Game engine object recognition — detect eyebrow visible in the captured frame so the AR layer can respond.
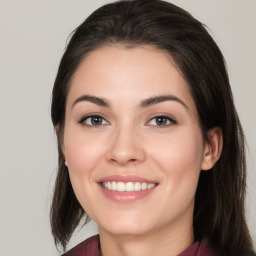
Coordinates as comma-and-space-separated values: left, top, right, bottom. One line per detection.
140, 95, 188, 109
72, 94, 188, 109
72, 95, 111, 108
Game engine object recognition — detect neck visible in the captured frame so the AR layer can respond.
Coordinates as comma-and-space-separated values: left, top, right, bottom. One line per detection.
98, 216, 194, 256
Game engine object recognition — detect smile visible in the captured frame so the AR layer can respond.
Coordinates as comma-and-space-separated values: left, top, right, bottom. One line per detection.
102, 181, 156, 192
98, 175, 158, 202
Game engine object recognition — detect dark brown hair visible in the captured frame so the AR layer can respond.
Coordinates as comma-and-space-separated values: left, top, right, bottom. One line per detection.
50, 0, 255, 255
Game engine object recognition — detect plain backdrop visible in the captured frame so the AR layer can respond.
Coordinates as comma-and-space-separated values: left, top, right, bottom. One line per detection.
0, 0, 255, 255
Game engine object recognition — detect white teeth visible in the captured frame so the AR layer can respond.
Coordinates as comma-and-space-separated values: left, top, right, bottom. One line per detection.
117, 181, 125, 191
147, 183, 155, 189
134, 182, 141, 191
125, 182, 134, 192
102, 181, 156, 192
141, 182, 147, 190
112, 181, 117, 190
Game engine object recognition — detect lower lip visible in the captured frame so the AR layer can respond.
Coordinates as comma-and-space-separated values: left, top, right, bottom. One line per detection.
99, 184, 157, 203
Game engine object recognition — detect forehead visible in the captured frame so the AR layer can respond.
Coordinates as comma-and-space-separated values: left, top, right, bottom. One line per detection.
67, 45, 196, 113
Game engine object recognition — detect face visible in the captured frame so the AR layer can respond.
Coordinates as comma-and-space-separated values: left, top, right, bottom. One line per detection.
63, 45, 209, 237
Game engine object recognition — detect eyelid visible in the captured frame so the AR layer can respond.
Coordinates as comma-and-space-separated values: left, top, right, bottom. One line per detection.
145, 114, 177, 127
77, 112, 176, 127
78, 113, 110, 127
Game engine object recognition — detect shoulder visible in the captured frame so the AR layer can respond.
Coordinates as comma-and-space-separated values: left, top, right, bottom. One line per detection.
62, 235, 100, 256
197, 239, 216, 256
178, 239, 216, 256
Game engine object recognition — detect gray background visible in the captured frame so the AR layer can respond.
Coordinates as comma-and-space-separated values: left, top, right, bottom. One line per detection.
0, 0, 255, 255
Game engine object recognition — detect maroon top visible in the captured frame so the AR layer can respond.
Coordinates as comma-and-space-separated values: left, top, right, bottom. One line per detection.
63, 235, 215, 256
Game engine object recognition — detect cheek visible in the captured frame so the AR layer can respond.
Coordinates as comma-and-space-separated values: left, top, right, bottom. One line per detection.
150, 127, 203, 198
64, 130, 105, 175
63, 130, 106, 215
154, 128, 202, 165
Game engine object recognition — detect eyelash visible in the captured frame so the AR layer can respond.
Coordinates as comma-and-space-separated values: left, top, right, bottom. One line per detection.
79, 114, 109, 127
78, 114, 177, 128
146, 115, 177, 128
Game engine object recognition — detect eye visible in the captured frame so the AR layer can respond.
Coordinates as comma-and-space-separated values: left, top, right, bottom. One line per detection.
79, 115, 109, 127
147, 115, 176, 127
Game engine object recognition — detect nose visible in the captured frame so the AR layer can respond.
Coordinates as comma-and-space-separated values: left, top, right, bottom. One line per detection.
105, 126, 146, 166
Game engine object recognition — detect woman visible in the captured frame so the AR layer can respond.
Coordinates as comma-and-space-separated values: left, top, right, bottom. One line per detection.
50, 0, 255, 255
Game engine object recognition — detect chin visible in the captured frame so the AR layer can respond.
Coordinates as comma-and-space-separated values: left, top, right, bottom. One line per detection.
101, 223, 151, 237
96, 213, 152, 237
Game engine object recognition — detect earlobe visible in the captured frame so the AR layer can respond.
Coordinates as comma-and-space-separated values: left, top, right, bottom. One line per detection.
55, 124, 66, 160
201, 127, 223, 171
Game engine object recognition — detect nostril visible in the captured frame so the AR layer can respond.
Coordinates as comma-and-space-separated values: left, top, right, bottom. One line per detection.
111, 158, 137, 162
109, 157, 139, 166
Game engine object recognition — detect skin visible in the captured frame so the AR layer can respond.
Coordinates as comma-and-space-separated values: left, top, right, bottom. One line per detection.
62, 45, 222, 256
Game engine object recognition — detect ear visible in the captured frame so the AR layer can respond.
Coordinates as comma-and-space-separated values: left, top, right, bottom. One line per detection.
56, 125, 68, 166
201, 127, 223, 171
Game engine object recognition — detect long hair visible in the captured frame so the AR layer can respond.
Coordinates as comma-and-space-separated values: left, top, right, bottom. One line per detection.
50, 0, 255, 254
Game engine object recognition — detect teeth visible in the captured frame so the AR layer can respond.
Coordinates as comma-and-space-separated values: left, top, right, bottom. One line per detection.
125, 182, 134, 192
134, 182, 141, 191
112, 181, 117, 190
141, 182, 147, 190
117, 181, 125, 191
102, 181, 156, 192
147, 183, 155, 189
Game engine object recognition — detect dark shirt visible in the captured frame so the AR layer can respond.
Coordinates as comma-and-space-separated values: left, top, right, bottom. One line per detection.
63, 235, 215, 256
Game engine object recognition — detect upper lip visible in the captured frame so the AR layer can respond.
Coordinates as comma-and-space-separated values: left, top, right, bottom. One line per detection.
97, 175, 158, 184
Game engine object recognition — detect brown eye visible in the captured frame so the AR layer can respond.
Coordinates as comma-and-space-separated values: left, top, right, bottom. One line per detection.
91, 116, 103, 125
81, 115, 108, 126
155, 117, 168, 125
147, 115, 176, 127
